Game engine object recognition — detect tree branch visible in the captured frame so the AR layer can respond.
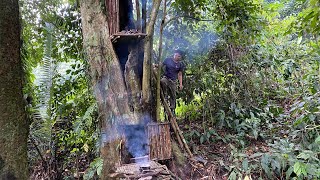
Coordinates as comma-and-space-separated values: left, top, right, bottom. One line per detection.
164, 15, 214, 27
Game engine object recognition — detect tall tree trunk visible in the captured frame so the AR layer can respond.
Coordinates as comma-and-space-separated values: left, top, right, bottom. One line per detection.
0, 0, 29, 179
156, 0, 167, 121
80, 0, 136, 178
142, 0, 162, 108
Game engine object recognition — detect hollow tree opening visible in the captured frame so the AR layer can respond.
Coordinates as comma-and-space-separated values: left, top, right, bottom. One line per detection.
106, 0, 146, 115
114, 41, 129, 74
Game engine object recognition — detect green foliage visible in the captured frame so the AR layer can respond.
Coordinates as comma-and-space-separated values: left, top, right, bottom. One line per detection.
83, 157, 103, 180
170, 0, 212, 18
213, 0, 265, 44
51, 61, 99, 176
20, 0, 319, 179
287, 0, 320, 35
174, 0, 319, 179
22, 0, 98, 177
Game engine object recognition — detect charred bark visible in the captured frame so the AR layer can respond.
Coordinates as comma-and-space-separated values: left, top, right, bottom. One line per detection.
0, 0, 29, 179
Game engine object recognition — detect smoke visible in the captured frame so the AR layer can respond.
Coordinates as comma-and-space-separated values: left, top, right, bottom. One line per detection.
100, 112, 156, 163
154, 19, 218, 64
122, 124, 149, 158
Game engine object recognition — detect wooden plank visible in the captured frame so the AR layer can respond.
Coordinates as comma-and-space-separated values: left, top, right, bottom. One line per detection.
148, 123, 172, 160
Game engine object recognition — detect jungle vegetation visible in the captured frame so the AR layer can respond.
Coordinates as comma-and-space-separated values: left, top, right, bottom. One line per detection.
0, 0, 319, 179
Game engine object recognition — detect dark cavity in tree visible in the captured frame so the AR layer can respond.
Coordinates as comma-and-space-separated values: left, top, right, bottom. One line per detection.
114, 40, 144, 80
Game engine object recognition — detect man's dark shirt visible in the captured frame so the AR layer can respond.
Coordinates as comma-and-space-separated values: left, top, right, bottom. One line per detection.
163, 58, 184, 81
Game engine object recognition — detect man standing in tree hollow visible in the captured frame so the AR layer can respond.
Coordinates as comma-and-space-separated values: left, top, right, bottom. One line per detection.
160, 49, 185, 115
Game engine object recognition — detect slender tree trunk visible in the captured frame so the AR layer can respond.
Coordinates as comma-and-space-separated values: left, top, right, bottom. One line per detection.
142, 0, 162, 108
156, 0, 167, 121
80, 0, 136, 178
0, 0, 29, 179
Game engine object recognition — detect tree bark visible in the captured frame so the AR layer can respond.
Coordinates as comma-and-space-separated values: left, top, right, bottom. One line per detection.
80, 0, 137, 178
141, 0, 147, 33
142, 0, 162, 108
156, 0, 167, 121
0, 0, 29, 179
135, 0, 141, 31
81, 0, 163, 177
124, 43, 143, 116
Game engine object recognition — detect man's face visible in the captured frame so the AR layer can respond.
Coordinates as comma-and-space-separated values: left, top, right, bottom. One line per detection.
173, 53, 182, 61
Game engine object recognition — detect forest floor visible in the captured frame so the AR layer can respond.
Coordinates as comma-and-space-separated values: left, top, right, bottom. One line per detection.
172, 123, 271, 180
30, 132, 270, 180
30, 120, 272, 180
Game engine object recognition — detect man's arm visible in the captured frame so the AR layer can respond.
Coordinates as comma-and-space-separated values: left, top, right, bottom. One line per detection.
178, 71, 183, 90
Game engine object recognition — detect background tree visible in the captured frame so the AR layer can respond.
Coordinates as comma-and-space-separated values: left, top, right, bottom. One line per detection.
0, 0, 29, 179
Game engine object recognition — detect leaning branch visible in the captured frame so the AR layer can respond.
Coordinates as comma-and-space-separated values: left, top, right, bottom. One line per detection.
152, 69, 193, 158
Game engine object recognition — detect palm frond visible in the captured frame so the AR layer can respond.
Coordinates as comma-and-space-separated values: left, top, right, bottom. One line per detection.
36, 23, 56, 120
29, 22, 57, 155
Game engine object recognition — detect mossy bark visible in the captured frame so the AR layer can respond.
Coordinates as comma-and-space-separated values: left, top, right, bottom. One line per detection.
80, 0, 139, 178
0, 0, 29, 179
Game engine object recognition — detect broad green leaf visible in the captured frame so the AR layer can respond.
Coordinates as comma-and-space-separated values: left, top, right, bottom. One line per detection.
271, 159, 281, 172
200, 136, 205, 144
242, 158, 249, 171
83, 143, 89, 153
261, 155, 272, 178
297, 151, 311, 160
294, 162, 307, 176
97, 164, 102, 176
228, 171, 237, 180
249, 153, 263, 159
315, 136, 320, 144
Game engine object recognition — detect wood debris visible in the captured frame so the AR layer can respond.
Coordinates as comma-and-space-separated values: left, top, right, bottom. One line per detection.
110, 161, 176, 180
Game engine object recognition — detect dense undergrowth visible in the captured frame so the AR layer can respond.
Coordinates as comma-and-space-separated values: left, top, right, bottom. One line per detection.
173, 1, 320, 178
175, 35, 320, 180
